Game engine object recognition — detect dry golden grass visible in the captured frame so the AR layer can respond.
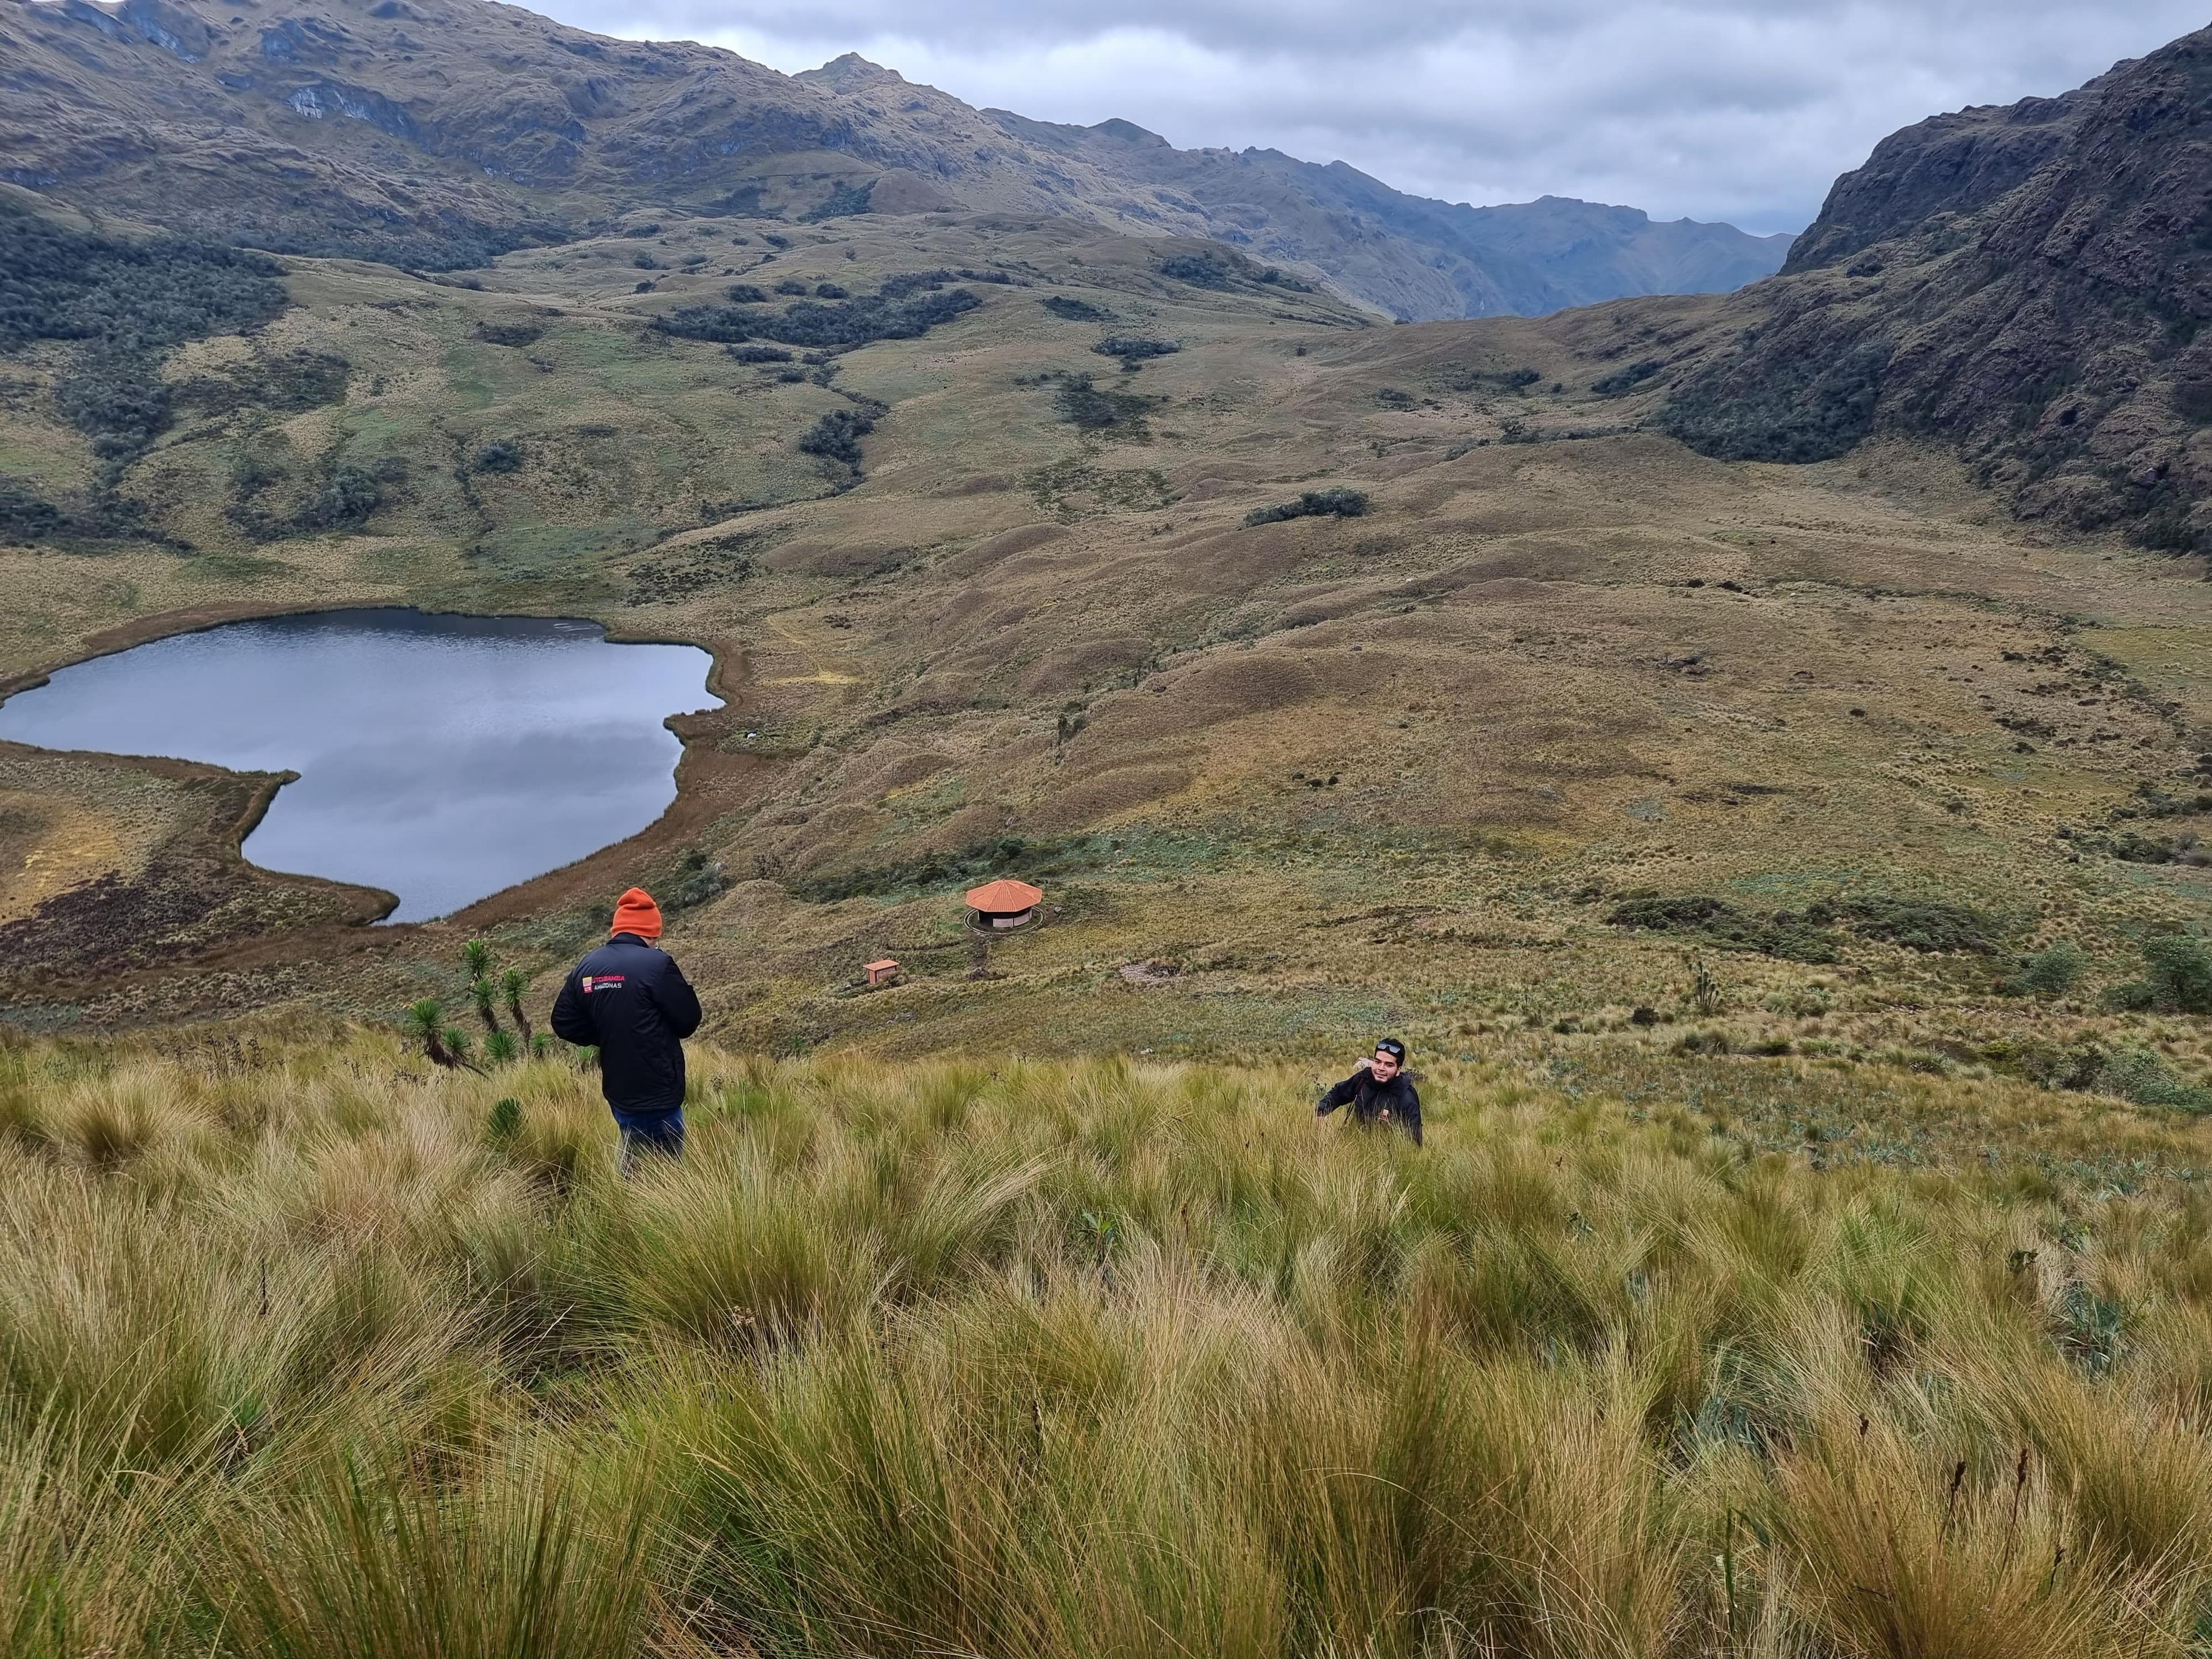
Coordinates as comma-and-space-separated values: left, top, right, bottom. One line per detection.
2, 1028, 2212, 1654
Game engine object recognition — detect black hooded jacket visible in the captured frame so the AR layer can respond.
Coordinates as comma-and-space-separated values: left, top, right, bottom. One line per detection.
550, 933, 703, 1116
1317, 1067, 1422, 1146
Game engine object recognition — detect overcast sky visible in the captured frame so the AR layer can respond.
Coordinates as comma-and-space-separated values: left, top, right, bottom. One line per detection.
546, 1, 2205, 234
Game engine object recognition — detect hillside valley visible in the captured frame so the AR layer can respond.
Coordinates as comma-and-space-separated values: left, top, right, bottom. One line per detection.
0, 12, 2208, 1105
0, 187, 2201, 1100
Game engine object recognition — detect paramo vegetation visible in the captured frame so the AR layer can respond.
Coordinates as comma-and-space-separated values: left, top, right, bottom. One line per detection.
10, 1028, 2212, 1658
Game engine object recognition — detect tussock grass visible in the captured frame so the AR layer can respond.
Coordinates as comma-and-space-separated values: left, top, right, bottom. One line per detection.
3, 1028, 2212, 1654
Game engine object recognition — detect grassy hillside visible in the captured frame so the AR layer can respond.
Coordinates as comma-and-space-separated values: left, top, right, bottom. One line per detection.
2, 194, 2211, 1124
6, 1027, 2212, 1657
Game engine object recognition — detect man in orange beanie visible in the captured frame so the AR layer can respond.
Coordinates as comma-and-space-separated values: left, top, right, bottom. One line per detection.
551, 887, 702, 1169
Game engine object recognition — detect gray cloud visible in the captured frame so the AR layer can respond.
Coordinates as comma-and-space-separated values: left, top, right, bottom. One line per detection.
534, 0, 2205, 232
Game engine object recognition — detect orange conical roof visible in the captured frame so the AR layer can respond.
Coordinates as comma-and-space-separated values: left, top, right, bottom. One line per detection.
966, 877, 1042, 911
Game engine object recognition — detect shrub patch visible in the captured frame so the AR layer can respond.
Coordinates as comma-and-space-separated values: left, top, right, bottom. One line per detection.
654, 282, 981, 351
1243, 487, 1369, 528
1608, 891, 2003, 961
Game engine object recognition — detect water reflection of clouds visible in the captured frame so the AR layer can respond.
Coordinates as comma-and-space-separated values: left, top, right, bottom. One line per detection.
0, 609, 719, 922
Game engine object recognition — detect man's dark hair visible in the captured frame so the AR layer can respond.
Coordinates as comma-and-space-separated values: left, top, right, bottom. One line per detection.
1375, 1037, 1407, 1061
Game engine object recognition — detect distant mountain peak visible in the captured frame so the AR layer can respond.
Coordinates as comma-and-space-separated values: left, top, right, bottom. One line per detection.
798, 51, 904, 88
0, 0, 1793, 319
1089, 117, 1168, 147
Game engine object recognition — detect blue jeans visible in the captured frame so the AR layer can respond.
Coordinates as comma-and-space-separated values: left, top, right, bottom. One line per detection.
613, 1106, 684, 1173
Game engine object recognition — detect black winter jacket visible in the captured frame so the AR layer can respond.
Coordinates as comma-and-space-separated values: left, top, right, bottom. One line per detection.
550, 933, 703, 1115
1317, 1068, 1422, 1146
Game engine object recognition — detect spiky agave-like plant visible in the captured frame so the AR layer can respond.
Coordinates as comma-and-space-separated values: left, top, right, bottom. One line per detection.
484, 1031, 518, 1067
406, 999, 457, 1069
469, 976, 501, 1036
463, 938, 494, 979
501, 968, 533, 1048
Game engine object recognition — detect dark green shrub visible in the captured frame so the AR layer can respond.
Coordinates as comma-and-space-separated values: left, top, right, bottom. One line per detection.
296, 461, 385, 531
2143, 933, 2212, 1013
1608, 895, 1736, 931
1243, 487, 1369, 527
632, 252, 660, 270
1093, 336, 1179, 362
1661, 338, 1890, 463
473, 325, 541, 354
725, 283, 768, 304
623, 223, 662, 238
1590, 358, 1664, 397
1157, 252, 1235, 289
1053, 375, 1154, 433
1042, 296, 1111, 322
876, 271, 953, 298
0, 200, 288, 351
58, 343, 173, 459
654, 285, 980, 349
774, 279, 808, 296
2009, 939, 2088, 997
802, 180, 875, 221
2108, 828, 2211, 865
726, 344, 793, 364
813, 283, 849, 300
2004, 1037, 2107, 1092
2097, 1046, 2212, 1112
1374, 387, 1416, 410
664, 847, 727, 910
798, 406, 877, 467
174, 350, 351, 415
0, 479, 65, 541
1604, 893, 1839, 963
473, 439, 524, 475
1815, 895, 1997, 954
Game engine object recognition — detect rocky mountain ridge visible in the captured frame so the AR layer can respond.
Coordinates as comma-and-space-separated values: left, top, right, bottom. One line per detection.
1659, 28, 2212, 554
0, 0, 1789, 319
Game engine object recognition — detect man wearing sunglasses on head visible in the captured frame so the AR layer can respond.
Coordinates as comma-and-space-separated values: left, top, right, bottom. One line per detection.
1316, 1037, 1422, 1146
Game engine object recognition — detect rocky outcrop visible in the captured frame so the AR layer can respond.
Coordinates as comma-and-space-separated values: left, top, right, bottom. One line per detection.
1665, 26, 2212, 552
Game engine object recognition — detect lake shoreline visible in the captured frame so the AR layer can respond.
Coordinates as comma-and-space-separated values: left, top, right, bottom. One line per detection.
0, 605, 736, 926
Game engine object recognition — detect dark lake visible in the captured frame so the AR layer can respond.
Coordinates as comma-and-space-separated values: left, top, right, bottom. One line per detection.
0, 608, 721, 922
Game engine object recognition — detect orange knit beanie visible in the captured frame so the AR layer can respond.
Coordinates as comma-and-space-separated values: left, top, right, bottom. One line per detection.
611, 887, 663, 939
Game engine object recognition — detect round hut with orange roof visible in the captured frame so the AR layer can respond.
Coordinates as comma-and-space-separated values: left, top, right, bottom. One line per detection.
966, 877, 1042, 930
